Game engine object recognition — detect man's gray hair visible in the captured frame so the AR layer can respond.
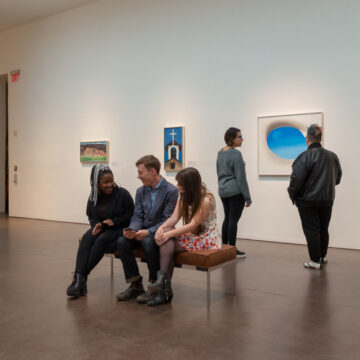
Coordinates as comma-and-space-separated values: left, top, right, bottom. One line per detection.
307, 124, 322, 142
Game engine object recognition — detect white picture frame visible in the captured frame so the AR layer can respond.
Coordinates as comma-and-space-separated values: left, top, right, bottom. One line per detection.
258, 112, 323, 176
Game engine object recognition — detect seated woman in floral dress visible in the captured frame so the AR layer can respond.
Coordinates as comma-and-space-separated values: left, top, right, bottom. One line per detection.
148, 167, 221, 306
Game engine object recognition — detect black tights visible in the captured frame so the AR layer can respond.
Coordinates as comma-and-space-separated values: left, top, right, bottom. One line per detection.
159, 239, 185, 277
221, 194, 245, 246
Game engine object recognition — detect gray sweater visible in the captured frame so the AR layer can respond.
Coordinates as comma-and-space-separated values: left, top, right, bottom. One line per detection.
216, 148, 251, 203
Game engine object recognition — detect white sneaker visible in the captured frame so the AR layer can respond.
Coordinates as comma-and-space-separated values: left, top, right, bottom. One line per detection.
236, 250, 246, 258
304, 261, 321, 270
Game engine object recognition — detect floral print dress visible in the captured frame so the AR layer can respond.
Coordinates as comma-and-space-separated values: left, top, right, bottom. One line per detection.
177, 193, 222, 251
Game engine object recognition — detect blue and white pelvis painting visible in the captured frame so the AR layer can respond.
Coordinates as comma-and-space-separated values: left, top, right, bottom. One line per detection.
258, 113, 323, 175
266, 126, 307, 160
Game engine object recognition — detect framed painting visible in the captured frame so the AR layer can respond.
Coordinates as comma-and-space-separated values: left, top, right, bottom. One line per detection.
80, 141, 109, 163
164, 127, 184, 172
258, 112, 323, 175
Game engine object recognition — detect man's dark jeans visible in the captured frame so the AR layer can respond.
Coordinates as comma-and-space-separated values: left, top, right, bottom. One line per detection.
116, 234, 159, 282
298, 205, 333, 263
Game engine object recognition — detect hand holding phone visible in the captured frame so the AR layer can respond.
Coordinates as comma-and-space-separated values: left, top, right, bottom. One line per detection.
123, 228, 136, 239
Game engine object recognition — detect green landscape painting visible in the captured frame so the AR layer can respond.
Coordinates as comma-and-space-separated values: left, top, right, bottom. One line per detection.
80, 141, 109, 163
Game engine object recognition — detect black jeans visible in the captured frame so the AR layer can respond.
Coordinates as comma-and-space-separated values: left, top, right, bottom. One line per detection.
298, 205, 333, 263
221, 194, 245, 246
116, 234, 159, 282
75, 228, 118, 276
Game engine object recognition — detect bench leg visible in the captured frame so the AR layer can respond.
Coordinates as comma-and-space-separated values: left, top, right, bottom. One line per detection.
207, 270, 211, 310
110, 257, 114, 278
232, 260, 236, 296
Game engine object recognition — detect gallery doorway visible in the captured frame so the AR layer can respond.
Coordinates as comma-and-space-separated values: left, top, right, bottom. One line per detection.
0, 74, 8, 214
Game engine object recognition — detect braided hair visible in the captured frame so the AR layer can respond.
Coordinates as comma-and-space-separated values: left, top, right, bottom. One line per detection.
89, 164, 113, 205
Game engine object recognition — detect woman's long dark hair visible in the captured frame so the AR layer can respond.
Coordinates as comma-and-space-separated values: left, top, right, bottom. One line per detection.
175, 167, 207, 235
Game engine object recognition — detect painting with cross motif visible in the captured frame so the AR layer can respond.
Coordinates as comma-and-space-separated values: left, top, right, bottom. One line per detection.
164, 127, 184, 172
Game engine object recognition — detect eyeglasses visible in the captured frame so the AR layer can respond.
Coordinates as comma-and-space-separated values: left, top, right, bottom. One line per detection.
237, 135, 243, 139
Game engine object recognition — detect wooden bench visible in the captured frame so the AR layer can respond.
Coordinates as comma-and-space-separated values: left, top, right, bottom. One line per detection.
105, 244, 237, 309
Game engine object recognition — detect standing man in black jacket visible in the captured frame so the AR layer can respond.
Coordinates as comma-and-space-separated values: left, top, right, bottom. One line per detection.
288, 124, 342, 269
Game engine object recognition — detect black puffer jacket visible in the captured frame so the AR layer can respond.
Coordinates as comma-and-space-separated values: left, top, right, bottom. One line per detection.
288, 142, 342, 205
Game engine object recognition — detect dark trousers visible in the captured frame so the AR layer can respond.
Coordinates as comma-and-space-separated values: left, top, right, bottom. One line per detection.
116, 234, 159, 282
298, 205, 333, 263
75, 228, 118, 276
221, 194, 245, 246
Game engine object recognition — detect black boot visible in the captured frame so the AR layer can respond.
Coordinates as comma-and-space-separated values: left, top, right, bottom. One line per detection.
148, 270, 168, 291
67, 273, 87, 297
147, 271, 173, 306
116, 277, 145, 301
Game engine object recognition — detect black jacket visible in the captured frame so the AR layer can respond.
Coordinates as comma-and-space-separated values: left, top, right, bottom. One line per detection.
288, 142, 342, 205
86, 186, 134, 229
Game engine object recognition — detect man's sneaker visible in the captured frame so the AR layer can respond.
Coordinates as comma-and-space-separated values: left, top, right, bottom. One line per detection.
136, 289, 158, 304
304, 261, 321, 270
236, 250, 246, 258
320, 257, 328, 265
116, 281, 144, 301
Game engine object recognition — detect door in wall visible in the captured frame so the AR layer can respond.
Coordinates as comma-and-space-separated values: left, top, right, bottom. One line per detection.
0, 74, 8, 214
5, 79, 8, 213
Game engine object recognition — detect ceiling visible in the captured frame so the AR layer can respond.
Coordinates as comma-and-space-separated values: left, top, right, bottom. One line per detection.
0, 0, 100, 32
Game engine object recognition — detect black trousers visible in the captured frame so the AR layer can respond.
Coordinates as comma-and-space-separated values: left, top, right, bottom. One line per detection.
116, 234, 159, 282
221, 194, 245, 246
75, 228, 118, 276
298, 205, 333, 263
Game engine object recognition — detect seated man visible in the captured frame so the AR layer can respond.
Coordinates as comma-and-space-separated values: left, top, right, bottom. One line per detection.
116, 155, 178, 303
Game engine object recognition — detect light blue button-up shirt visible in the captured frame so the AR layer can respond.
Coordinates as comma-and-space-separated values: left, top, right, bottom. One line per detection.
150, 176, 164, 208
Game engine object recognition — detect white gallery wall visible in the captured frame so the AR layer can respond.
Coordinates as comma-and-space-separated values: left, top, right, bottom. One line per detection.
0, 75, 6, 212
0, 0, 359, 248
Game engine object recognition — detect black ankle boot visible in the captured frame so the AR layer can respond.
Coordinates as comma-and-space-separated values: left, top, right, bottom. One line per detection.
148, 270, 166, 291
67, 273, 87, 297
147, 271, 173, 306
116, 277, 145, 301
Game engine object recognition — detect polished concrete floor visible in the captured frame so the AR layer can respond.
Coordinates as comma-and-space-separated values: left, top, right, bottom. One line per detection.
0, 215, 360, 360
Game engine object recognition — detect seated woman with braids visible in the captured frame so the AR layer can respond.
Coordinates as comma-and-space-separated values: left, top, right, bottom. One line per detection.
149, 167, 221, 306
67, 164, 134, 297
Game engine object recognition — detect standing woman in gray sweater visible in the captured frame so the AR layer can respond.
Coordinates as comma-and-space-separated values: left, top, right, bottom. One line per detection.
216, 127, 252, 258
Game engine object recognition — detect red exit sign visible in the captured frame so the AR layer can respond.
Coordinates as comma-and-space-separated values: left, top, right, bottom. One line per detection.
10, 69, 20, 82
